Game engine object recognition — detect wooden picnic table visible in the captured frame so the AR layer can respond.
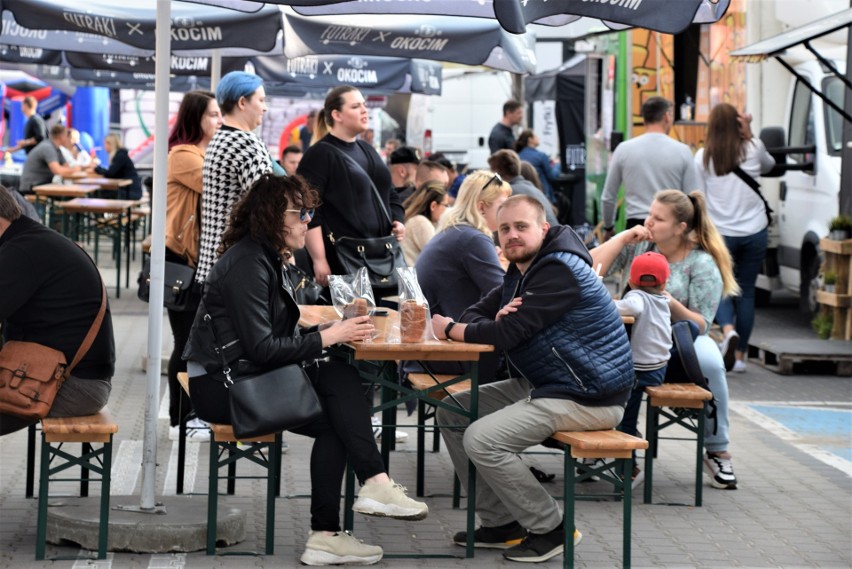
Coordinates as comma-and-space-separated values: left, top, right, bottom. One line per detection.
56, 198, 141, 298
73, 177, 133, 190
298, 304, 493, 558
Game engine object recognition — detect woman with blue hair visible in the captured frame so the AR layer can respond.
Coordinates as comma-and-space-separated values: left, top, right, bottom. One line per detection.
194, 71, 278, 284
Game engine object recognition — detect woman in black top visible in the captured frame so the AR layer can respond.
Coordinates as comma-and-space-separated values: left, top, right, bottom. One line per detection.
95, 133, 142, 200
297, 86, 405, 293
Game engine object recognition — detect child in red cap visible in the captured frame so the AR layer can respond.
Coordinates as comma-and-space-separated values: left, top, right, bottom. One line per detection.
614, 252, 673, 484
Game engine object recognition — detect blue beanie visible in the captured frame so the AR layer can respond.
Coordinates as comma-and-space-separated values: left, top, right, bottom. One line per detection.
216, 71, 264, 107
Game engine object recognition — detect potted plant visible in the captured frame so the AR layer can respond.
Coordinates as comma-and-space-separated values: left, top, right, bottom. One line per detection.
811, 312, 834, 340
828, 215, 852, 240
824, 270, 837, 293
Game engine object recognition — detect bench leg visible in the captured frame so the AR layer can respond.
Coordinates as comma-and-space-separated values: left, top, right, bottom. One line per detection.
643, 405, 658, 504
207, 438, 218, 555
26, 424, 36, 499
97, 437, 113, 560
226, 448, 237, 495
621, 457, 632, 568
35, 434, 50, 560
696, 403, 707, 507
176, 410, 187, 495
563, 452, 576, 569
81, 442, 91, 498
266, 436, 280, 555
416, 400, 426, 497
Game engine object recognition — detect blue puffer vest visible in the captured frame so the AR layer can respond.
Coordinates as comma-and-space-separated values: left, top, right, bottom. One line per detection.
503, 251, 634, 403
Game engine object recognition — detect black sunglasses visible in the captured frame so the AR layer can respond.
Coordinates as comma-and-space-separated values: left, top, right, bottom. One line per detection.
481, 173, 503, 192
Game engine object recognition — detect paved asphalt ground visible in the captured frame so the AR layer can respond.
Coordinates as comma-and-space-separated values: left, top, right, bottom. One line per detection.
0, 253, 850, 568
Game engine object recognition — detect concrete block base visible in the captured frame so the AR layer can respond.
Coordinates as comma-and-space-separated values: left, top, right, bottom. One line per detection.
45, 495, 245, 553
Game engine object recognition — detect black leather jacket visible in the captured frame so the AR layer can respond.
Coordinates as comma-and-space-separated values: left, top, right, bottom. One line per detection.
183, 237, 323, 376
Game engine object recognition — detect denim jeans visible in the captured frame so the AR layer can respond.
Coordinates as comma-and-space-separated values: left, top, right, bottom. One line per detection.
715, 228, 768, 350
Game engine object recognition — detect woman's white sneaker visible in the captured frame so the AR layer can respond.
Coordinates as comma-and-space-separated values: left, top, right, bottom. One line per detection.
353, 478, 428, 521
300, 531, 383, 566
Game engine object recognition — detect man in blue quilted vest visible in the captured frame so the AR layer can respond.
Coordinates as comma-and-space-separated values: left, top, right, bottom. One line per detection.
431, 194, 634, 563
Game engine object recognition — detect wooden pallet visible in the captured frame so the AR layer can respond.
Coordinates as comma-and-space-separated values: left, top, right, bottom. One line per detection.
748, 339, 852, 376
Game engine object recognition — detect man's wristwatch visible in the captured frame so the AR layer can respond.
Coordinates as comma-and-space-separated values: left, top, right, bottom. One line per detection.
444, 321, 457, 339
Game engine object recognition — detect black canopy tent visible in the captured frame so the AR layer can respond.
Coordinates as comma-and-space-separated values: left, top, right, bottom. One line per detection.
525, 55, 587, 225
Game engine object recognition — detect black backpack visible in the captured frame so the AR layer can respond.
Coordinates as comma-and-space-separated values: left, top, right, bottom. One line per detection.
664, 321, 709, 390
663, 320, 718, 433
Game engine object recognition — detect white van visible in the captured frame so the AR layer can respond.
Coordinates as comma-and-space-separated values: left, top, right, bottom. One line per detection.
733, 10, 850, 313
406, 69, 513, 169
758, 58, 846, 312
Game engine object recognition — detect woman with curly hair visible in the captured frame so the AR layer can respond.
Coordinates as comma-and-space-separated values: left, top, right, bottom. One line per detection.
184, 174, 427, 566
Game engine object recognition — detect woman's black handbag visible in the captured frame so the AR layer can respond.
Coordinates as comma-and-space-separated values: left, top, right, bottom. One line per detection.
287, 264, 327, 305
330, 234, 405, 292
228, 364, 322, 439
201, 309, 323, 439
320, 141, 407, 291
137, 259, 197, 311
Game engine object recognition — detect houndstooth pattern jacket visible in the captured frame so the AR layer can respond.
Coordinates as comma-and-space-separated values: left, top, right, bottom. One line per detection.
195, 126, 273, 284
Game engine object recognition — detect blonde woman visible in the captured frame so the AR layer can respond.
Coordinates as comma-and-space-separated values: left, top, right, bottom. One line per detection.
591, 189, 741, 490
416, 170, 511, 330
94, 132, 141, 199
400, 180, 450, 266
410, 170, 511, 382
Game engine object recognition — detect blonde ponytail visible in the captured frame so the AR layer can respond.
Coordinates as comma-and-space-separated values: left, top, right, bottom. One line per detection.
655, 190, 740, 297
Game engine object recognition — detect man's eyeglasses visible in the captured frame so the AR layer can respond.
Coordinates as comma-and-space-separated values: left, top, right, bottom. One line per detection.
285, 207, 314, 222
481, 173, 502, 192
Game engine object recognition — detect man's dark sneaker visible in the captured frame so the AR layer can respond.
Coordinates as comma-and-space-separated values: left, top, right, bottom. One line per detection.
704, 452, 738, 489
453, 521, 527, 549
502, 524, 582, 563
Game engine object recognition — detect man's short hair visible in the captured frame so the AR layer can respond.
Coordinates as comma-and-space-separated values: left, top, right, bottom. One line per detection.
487, 149, 521, 178
281, 144, 302, 159
503, 100, 522, 116
22, 96, 37, 110
389, 146, 421, 165
642, 97, 672, 125
498, 194, 546, 225
49, 124, 67, 138
0, 185, 23, 222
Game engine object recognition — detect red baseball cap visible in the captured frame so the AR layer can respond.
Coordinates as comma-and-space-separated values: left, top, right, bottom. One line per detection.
629, 252, 670, 287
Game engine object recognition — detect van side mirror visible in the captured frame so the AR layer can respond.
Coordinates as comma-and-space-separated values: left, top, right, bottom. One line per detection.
759, 126, 815, 177
760, 127, 788, 178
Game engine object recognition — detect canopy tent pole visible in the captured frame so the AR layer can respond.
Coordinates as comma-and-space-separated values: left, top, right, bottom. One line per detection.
139, 0, 171, 511
211, 49, 222, 92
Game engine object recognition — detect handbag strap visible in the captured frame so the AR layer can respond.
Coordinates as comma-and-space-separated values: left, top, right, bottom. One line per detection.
732, 166, 774, 222
64, 282, 107, 379
320, 141, 393, 228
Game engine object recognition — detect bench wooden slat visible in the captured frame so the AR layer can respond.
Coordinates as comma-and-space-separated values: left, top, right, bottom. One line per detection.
42, 409, 117, 443
408, 372, 471, 401
177, 372, 190, 395
209, 423, 277, 443
646, 384, 712, 409
551, 430, 648, 459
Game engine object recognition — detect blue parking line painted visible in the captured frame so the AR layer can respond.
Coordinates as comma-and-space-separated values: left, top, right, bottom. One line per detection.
750, 405, 852, 461
731, 402, 852, 476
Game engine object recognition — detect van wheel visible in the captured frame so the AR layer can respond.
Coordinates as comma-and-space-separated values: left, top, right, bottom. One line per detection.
800, 251, 821, 314
755, 287, 772, 307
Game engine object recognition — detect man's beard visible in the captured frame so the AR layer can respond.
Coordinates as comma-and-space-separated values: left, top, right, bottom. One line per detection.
504, 244, 537, 266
